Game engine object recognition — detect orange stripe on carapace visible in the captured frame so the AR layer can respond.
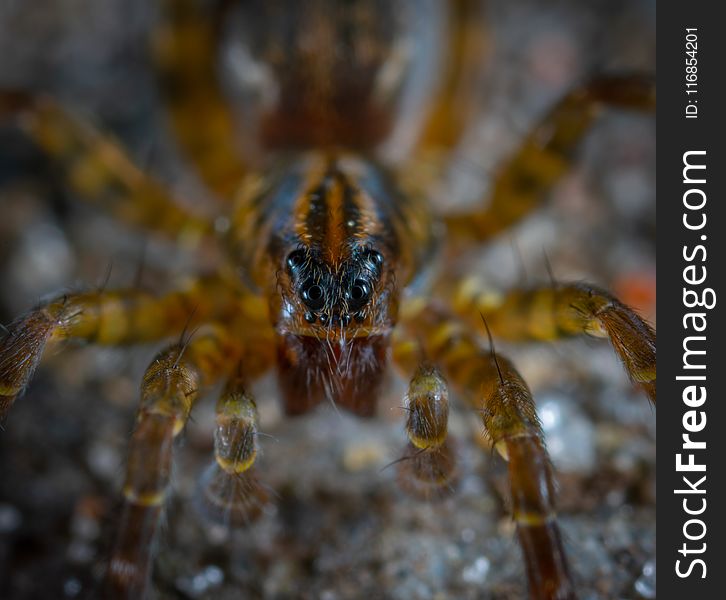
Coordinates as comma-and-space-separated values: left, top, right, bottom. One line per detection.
292, 156, 328, 246
293, 157, 384, 264
322, 169, 346, 264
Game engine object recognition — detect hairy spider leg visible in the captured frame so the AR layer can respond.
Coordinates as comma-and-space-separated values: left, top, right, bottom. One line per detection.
196, 370, 269, 527
443, 74, 655, 242
106, 323, 248, 598
395, 364, 458, 500
394, 304, 575, 600
0, 91, 215, 246
413, 0, 489, 153
451, 280, 656, 403
0, 277, 244, 419
154, 0, 251, 201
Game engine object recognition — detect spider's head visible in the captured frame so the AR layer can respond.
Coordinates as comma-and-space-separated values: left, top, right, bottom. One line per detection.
237, 153, 408, 342
272, 239, 396, 415
263, 155, 406, 415
276, 243, 396, 338
229, 153, 433, 415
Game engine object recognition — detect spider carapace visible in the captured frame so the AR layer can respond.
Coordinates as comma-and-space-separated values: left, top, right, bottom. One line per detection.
0, 1, 655, 598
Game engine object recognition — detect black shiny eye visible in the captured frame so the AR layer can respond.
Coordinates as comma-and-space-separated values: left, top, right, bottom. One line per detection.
347, 278, 371, 310
363, 249, 383, 276
286, 250, 306, 272
368, 250, 383, 267
300, 280, 326, 310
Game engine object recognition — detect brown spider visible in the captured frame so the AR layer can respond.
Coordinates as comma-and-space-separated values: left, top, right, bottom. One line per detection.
0, 1, 655, 598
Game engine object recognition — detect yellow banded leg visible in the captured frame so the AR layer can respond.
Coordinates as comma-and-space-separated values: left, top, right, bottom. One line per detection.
443, 74, 655, 242
396, 306, 575, 600
154, 0, 249, 201
197, 371, 269, 526
452, 280, 656, 402
0, 90, 214, 246
0, 277, 244, 419
107, 324, 243, 598
479, 358, 573, 600
396, 364, 457, 500
405, 364, 449, 450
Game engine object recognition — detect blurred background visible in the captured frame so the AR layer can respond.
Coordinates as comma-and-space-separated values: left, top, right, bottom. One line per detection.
0, 1, 655, 598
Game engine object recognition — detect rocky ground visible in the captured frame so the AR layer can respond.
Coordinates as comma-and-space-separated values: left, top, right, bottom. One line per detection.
0, 1, 655, 598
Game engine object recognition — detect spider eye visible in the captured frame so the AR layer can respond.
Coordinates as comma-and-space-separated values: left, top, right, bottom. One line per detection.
362, 249, 383, 275
300, 280, 326, 310
286, 250, 306, 272
368, 250, 383, 268
347, 278, 372, 310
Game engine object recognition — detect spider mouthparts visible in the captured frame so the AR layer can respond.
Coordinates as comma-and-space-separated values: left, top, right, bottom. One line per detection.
277, 332, 389, 417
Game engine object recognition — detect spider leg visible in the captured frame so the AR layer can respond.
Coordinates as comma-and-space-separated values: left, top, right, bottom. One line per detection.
0, 276, 249, 419
196, 369, 269, 527
443, 74, 655, 242
395, 363, 457, 500
0, 91, 214, 246
106, 323, 244, 598
413, 0, 488, 152
395, 305, 575, 600
153, 0, 249, 201
451, 279, 656, 403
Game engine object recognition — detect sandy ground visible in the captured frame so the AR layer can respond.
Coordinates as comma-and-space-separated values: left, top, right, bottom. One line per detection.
0, 1, 655, 598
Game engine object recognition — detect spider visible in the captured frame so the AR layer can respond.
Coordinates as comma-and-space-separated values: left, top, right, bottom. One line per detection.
0, 0, 655, 598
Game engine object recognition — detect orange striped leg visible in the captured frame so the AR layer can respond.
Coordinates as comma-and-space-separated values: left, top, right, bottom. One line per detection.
395, 306, 575, 600
443, 74, 655, 242
196, 371, 269, 527
395, 364, 457, 500
153, 0, 249, 201
0, 277, 243, 419
107, 323, 243, 598
0, 90, 214, 246
451, 280, 656, 402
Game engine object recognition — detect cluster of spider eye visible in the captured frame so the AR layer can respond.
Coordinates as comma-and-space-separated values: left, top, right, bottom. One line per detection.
287, 247, 384, 326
